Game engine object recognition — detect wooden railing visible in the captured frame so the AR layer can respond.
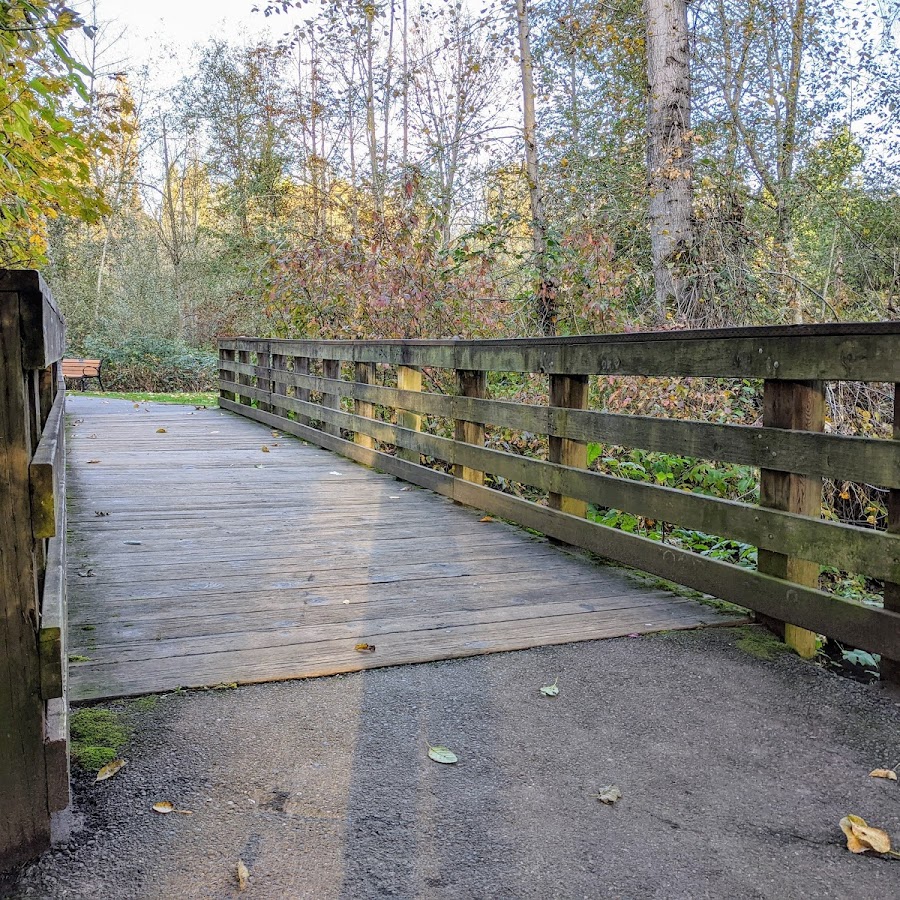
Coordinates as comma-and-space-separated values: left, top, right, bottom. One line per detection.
219, 324, 900, 686
1, 271, 69, 870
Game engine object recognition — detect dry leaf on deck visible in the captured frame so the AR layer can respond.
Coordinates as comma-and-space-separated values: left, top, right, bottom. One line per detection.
261, 445, 270, 452
87, 459, 101, 464
479, 516, 493, 523
540, 680, 559, 697
156, 428, 167, 433
355, 642, 376, 653
597, 785, 621, 805
869, 768, 898, 781
427, 745, 458, 764
76, 568, 95, 578
237, 860, 250, 891
839, 814, 892, 854
96, 758, 127, 782
152, 800, 193, 815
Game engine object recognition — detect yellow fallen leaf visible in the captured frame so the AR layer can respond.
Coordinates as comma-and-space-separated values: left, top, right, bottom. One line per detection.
96, 758, 127, 782
156, 428, 167, 433
261, 445, 270, 452
479, 516, 493, 523
355, 642, 376, 652
869, 768, 898, 781
237, 860, 250, 891
152, 801, 175, 813
839, 814, 893, 854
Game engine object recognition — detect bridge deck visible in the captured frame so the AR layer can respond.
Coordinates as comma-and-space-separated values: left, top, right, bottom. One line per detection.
66, 398, 743, 701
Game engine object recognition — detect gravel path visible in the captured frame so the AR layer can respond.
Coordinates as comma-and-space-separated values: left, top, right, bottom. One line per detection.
4, 626, 900, 899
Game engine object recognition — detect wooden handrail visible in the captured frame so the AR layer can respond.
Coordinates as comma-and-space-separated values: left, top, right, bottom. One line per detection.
219, 326, 900, 682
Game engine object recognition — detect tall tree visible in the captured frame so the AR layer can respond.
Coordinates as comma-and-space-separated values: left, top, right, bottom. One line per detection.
642, 0, 694, 321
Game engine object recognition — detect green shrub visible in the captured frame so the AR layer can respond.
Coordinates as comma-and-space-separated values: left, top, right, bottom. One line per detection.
74, 337, 218, 392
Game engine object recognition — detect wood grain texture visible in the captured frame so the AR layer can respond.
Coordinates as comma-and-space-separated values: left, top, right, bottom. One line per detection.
66, 402, 742, 701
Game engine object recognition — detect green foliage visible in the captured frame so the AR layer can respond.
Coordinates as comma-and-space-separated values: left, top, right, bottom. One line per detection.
733, 626, 790, 661
69, 707, 129, 771
77, 337, 218, 392
0, 1, 109, 265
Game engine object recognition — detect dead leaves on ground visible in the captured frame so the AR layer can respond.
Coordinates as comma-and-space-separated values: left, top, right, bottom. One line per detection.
95, 758, 127, 782
869, 767, 898, 781
354, 642, 376, 653
539, 678, 559, 697
156, 428, 167, 433
597, 785, 622, 805
151, 800, 193, 815
427, 745, 458, 765
237, 860, 250, 891
839, 815, 897, 856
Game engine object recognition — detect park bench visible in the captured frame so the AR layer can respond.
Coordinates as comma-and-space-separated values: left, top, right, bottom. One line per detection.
62, 357, 104, 391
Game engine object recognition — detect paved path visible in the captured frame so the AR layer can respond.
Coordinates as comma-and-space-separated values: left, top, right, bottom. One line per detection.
65, 397, 739, 701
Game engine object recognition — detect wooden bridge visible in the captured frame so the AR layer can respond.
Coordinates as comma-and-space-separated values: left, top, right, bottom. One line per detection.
3, 269, 900, 870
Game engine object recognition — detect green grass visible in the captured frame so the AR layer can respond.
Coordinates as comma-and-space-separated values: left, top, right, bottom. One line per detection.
71, 390, 218, 406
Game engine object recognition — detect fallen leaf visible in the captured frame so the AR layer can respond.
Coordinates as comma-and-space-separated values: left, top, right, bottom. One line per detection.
598, 785, 621, 805
540, 680, 559, 697
261, 445, 270, 452
271, 431, 281, 437
123, 540, 142, 545
355, 642, 376, 652
428, 745, 458, 765
194, 405, 207, 410
329, 471, 343, 475
87, 459, 101, 464
156, 428, 167, 433
840, 814, 892, 854
76, 568, 95, 578
96, 758, 127, 782
400, 487, 411, 491
152, 801, 175, 814
479, 516, 493, 523
870, 768, 898, 781
94, 510, 109, 517
342, 599, 351, 604
133, 403, 140, 409
389, 495, 401, 499
237, 860, 250, 892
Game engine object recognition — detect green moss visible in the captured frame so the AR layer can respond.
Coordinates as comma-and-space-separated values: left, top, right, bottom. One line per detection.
733, 625, 790, 660
129, 695, 158, 712
70, 708, 130, 771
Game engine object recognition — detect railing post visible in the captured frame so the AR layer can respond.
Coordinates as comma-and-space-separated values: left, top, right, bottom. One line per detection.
354, 362, 376, 449
293, 356, 310, 425
219, 346, 235, 402
271, 352, 288, 418
237, 348, 252, 407
454, 369, 487, 484
322, 358, 342, 437
758, 379, 825, 658
882, 384, 900, 690
256, 346, 273, 414
397, 365, 423, 463
549, 373, 589, 516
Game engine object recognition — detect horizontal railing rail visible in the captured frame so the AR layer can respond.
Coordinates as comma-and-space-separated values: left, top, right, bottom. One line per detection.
1, 270, 69, 870
219, 325, 900, 681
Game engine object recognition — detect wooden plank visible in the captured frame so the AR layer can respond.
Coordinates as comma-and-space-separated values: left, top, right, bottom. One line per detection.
221, 369, 900, 488
549, 373, 589, 517
220, 325, 900, 380
255, 345, 272, 414
354, 362, 376, 449
236, 349, 252, 406
396, 366, 422, 463
758, 380, 825, 657
292, 356, 310, 425
0, 288, 51, 868
2, 271, 65, 369
29, 385, 65, 539
454, 370, 487, 484
224, 400, 900, 660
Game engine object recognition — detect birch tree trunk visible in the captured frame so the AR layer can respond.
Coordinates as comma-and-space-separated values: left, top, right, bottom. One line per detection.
643, 0, 694, 322
515, 0, 556, 335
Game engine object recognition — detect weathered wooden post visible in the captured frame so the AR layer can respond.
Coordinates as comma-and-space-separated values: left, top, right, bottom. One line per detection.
548, 373, 589, 516
757, 379, 825, 658
219, 346, 235, 403
454, 370, 488, 484
354, 362, 377, 449
322, 358, 342, 437
237, 347, 253, 407
292, 355, 310, 425
271, 352, 288, 418
397, 365, 423, 463
256, 344, 273, 414
883, 385, 900, 690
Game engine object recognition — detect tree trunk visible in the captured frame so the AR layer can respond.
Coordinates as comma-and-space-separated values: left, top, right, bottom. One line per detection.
643, 0, 694, 322
515, 0, 556, 335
